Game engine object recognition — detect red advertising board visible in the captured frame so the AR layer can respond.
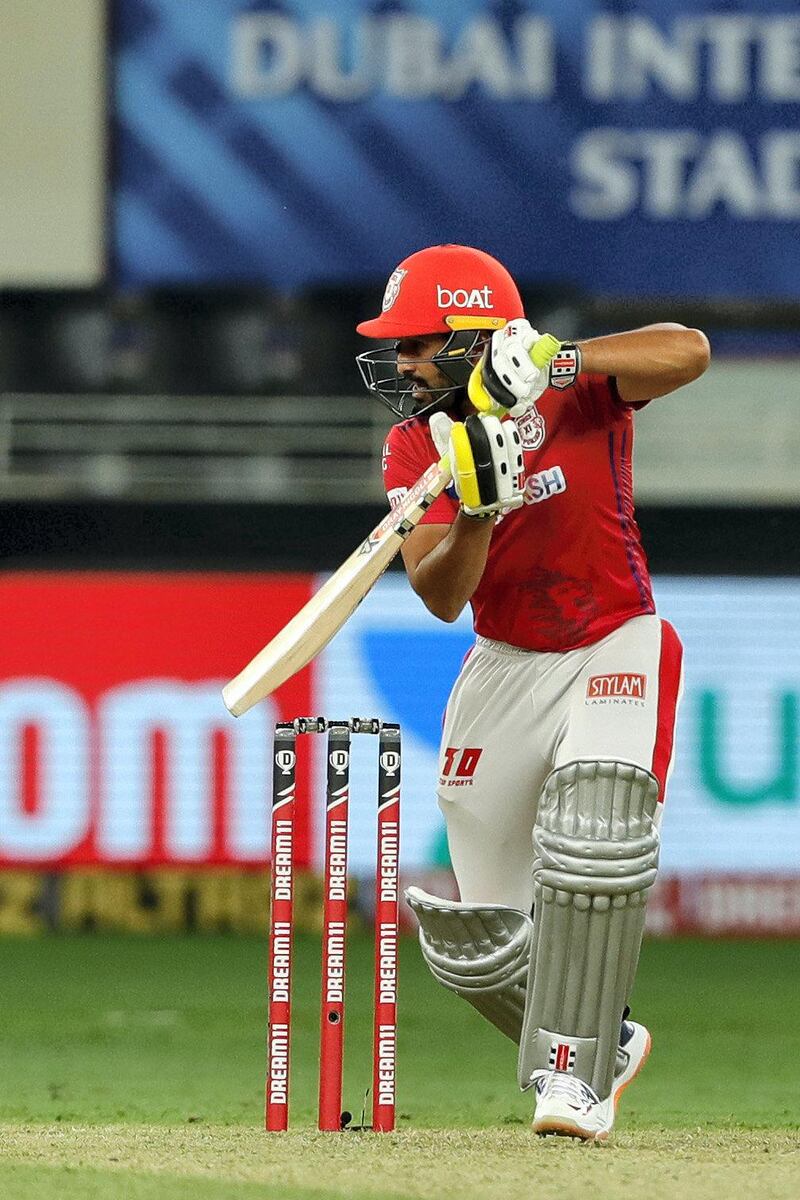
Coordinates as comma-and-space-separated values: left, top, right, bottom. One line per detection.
0, 573, 315, 867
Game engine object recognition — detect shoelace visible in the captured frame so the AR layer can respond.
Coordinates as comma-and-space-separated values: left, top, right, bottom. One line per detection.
538, 1072, 599, 1106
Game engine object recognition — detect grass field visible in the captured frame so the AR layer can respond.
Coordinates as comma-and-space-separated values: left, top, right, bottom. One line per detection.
2, 934, 799, 1199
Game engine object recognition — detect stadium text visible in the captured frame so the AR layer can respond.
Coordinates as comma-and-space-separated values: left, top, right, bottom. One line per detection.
571, 130, 800, 221
232, 13, 800, 103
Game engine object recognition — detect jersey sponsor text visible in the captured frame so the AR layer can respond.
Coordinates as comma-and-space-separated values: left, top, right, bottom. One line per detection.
524, 465, 566, 504
586, 673, 647, 706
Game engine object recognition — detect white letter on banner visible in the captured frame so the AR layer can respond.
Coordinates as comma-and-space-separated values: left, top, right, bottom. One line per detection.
384, 16, 442, 99
0, 681, 89, 858
702, 16, 756, 102
442, 18, 517, 100
310, 17, 373, 101
569, 130, 639, 219
764, 133, 800, 218
231, 13, 303, 99
585, 18, 620, 100
97, 683, 270, 861
625, 17, 698, 100
685, 132, 761, 219
761, 17, 800, 101
516, 18, 555, 99
641, 131, 700, 219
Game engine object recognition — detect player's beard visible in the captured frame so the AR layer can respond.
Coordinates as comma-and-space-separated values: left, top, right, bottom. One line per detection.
411, 385, 468, 419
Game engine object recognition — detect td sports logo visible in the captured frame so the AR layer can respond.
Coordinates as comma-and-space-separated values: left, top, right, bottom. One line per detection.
440, 746, 483, 787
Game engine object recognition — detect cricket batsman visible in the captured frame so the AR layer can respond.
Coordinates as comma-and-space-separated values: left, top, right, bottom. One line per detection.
356, 244, 710, 1139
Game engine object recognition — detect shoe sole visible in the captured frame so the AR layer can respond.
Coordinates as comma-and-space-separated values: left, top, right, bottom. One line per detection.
532, 1029, 652, 1142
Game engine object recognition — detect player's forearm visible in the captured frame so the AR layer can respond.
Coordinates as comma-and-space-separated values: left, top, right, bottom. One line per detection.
408, 514, 494, 623
577, 324, 710, 404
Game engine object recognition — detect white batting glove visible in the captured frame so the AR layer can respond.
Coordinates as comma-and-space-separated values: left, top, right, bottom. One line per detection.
430, 410, 524, 519
468, 321, 562, 418
489, 320, 559, 415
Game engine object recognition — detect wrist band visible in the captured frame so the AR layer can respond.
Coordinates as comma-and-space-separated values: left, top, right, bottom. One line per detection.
548, 343, 581, 390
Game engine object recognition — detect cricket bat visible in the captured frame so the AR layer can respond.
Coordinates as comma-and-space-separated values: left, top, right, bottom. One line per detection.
222, 333, 560, 717
222, 454, 453, 715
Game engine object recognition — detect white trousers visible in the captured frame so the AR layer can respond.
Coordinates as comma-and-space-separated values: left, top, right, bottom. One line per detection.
437, 614, 684, 911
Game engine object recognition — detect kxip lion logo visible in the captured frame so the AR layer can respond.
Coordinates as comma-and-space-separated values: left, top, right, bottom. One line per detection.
382, 268, 408, 312
515, 404, 546, 450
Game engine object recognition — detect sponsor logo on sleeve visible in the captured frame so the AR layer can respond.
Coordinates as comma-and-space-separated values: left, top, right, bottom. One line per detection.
585, 673, 647, 706
386, 486, 408, 511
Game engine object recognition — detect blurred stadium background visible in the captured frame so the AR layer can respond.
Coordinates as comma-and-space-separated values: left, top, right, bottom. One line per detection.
2, 0, 800, 947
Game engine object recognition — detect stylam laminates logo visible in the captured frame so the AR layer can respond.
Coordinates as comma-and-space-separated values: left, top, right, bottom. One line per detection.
585, 673, 647, 705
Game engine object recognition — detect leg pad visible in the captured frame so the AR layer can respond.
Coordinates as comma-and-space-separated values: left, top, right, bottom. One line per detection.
406, 886, 532, 1042
518, 760, 660, 1098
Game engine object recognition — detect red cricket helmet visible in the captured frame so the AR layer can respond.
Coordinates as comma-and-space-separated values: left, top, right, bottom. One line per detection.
357, 244, 524, 339
356, 245, 525, 418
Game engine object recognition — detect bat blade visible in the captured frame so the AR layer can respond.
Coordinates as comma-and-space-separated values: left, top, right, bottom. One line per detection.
222, 456, 451, 716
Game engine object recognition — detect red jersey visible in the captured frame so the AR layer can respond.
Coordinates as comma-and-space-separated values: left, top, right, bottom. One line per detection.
382, 374, 655, 652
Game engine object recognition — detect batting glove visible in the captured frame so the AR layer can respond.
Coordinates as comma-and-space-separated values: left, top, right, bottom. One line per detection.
430, 410, 524, 519
469, 320, 562, 418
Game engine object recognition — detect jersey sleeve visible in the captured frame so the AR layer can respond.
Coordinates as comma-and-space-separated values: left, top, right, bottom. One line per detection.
382, 421, 458, 526
571, 372, 641, 427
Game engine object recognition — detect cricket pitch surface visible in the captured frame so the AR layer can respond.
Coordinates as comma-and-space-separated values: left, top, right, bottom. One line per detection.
2, 934, 798, 1199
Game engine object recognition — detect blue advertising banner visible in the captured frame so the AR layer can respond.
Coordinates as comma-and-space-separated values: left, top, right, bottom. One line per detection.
114, 1, 800, 297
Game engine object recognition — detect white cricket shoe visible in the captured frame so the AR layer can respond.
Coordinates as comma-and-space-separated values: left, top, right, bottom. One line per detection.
532, 1021, 651, 1141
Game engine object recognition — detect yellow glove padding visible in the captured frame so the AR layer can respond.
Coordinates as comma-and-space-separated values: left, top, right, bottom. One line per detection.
449, 420, 483, 512
469, 327, 562, 415
430, 411, 525, 518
